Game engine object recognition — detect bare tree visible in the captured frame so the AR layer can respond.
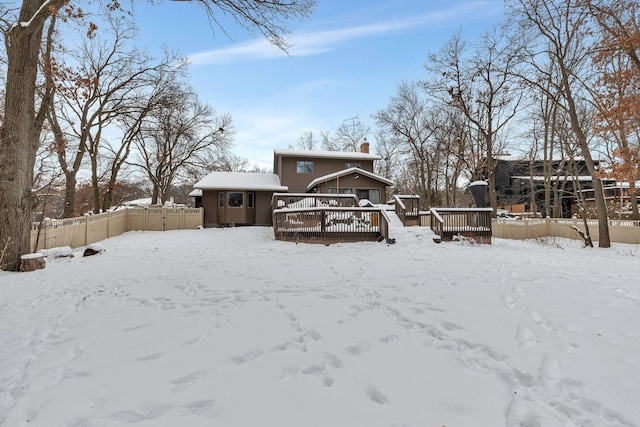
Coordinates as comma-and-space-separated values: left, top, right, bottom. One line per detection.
130, 83, 233, 205
433, 109, 471, 207
372, 128, 404, 182
508, 0, 611, 247
49, 15, 177, 215
423, 28, 523, 216
374, 81, 440, 208
102, 54, 188, 211
323, 117, 370, 152
0, 0, 316, 271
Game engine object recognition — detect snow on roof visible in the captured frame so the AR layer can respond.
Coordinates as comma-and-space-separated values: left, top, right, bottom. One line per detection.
306, 167, 394, 191
495, 155, 593, 162
194, 172, 288, 191
510, 175, 598, 182
602, 181, 640, 189
469, 180, 488, 187
495, 154, 526, 161
189, 189, 202, 197
274, 148, 381, 161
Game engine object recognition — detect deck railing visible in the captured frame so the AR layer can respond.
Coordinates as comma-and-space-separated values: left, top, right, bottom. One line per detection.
393, 195, 421, 226
271, 193, 359, 212
429, 208, 493, 243
273, 206, 390, 244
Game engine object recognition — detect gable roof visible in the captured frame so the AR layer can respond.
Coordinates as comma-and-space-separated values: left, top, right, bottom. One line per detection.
194, 172, 288, 192
306, 167, 394, 191
274, 149, 381, 161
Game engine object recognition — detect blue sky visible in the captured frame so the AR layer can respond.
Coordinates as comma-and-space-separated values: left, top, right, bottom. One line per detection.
134, 1, 505, 170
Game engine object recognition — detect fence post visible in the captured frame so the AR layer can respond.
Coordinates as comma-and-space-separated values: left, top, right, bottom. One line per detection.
43, 219, 49, 250
163, 207, 167, 231
144, 207, 148, 231
84, 216, 88, 246
107, 211, 111, 238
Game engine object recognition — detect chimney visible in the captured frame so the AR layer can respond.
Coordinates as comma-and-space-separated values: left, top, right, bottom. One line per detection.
360, 139, 369, 154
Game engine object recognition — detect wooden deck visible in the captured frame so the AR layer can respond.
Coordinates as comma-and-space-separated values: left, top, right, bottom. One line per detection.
272, 194, 391, 244
429, 208, 493, 244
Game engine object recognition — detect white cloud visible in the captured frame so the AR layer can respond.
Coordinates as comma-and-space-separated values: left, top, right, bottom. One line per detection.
188, 2, 501, 65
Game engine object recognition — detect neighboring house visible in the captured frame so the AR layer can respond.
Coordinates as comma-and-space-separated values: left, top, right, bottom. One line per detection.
489, 155, 614, 218
578, 182, 640, 218
192, 143, 394, 227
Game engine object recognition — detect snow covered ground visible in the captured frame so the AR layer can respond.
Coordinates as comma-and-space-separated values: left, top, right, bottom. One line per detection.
1, 226, 639, 427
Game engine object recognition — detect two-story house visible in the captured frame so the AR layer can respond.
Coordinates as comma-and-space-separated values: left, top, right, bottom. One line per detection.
489, 155, 614, 217
191, 143, 393, 227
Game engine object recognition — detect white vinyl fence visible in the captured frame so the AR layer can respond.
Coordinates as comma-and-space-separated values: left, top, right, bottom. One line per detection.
493, 218, 640, 245
31, 207, 204, 251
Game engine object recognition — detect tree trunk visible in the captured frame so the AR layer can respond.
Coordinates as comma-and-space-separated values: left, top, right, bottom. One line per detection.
91, 154, 101, 214
102, 185, 115, 212
629, 182, 639, 220
561, 68, 611, 247
63, 174, 77, 218
0, 2, 53, 271
485, 135, 498, 217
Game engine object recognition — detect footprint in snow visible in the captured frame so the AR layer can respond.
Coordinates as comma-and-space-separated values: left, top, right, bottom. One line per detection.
539, 354, 562, 388
513, 285, 526, 296
344, 341, 370, 356
324, 352, 342, 368
365, 384, 389, 405
502, 294, 516, 309
301, 362, 334, 387
306, 329, 322, 340
136, 352, 163, 362
528, 308, 554, 331
226, 349, 263, 365
378, 334, 398, 344
516, 325, 539, 349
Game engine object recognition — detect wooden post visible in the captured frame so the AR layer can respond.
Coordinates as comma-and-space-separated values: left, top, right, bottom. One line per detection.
84, 216, 89, 247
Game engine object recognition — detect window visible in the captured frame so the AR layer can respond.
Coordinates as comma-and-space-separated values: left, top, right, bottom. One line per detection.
327, 187, 353, 194
369, 189, 380, 204
218, 192, 224, 208
296, 161, 314, 174
345, 162, 361, 169
248, 192, 255, 208
357, 189, 380, 204
228, 192, 244, 208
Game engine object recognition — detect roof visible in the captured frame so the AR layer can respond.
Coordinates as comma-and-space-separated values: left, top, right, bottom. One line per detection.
188, 189, 202, 197
306, 167, 394, 191
274, 148, 381, 161
510, 175, 607, 182
194, 172, 288, 192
